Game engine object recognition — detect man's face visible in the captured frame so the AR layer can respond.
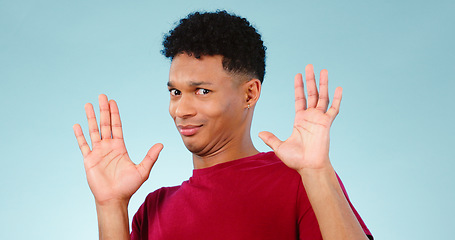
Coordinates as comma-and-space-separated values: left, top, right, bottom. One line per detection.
168, 54, 249, 156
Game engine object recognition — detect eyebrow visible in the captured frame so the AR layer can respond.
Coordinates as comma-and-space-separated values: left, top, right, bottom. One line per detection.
167, 81, 213, 87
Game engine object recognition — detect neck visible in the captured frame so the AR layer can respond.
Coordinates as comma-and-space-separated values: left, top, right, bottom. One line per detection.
192, 133, 259, 169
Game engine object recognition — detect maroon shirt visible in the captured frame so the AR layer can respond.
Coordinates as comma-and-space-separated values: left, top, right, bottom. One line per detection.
131, 152, 373, 239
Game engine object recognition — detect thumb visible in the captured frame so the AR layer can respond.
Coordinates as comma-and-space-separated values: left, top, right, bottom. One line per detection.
138, 143, 164, 180
258, 131, 283, 152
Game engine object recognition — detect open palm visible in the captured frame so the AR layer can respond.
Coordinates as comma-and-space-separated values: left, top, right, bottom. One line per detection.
73, 94, 163, 205
259, 64, 342, 173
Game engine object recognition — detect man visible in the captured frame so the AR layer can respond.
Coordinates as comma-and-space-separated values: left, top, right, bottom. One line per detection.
73, 11, 373, 240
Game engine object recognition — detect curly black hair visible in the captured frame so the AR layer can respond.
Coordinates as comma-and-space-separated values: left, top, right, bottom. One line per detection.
162, 10, 266, 83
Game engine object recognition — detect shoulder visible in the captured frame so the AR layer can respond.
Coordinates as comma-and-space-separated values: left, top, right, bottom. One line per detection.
236, 151, 288, 169
132, 186, 181, 227
251, 151, 301, 177
235, 151, 303, 190
142, 185, 181, 205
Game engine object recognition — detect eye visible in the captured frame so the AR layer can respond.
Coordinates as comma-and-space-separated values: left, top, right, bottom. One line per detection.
169, 89, 181, 96
195, 88, 211, 95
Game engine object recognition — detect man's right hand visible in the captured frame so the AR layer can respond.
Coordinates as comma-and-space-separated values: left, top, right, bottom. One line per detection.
73, 94, 163, 206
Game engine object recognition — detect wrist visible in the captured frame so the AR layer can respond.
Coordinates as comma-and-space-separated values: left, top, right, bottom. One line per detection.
296, 158, 334, 177
297, 162, 339, 190
95, 198, 130, 209
95, 199, 130, 240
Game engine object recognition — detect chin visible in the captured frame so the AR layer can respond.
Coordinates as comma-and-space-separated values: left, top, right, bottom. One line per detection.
182, 140, 205, 155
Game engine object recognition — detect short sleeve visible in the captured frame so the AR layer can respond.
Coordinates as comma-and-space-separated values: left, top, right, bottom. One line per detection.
130, 192, 155, 240
297, 173, 373, 240
336, 173, 373, 240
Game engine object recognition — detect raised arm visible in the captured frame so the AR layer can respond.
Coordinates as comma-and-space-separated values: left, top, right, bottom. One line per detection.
73, 94, 163, 239
259, 65, 368, 240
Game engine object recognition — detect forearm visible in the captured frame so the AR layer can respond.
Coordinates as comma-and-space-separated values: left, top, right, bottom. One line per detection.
95, 200, 131, 240
299, 164, 367, 240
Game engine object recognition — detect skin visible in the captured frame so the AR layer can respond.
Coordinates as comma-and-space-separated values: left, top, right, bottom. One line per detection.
73, 96, 163, 239
74, 54, 368, 239
168, 53, 260, 169
259, 65, 368, 240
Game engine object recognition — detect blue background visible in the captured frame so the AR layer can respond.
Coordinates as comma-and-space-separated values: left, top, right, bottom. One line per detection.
1, 0, 454, 239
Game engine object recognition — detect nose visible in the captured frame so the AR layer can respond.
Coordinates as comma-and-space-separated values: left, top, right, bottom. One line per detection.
172, 95, 197, 119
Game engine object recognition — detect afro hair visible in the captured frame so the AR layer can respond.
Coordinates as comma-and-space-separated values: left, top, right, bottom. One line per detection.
162, 10, 266, 83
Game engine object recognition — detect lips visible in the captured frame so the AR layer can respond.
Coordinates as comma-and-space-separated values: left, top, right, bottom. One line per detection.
177, 124, 202, 136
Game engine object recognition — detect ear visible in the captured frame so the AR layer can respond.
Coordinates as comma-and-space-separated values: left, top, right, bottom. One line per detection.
244, 79, 261, 109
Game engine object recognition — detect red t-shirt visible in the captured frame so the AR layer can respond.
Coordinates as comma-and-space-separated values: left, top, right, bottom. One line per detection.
131, 152, 373, 239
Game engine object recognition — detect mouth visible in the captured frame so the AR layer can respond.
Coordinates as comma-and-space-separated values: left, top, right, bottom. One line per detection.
177, 124, 202, 136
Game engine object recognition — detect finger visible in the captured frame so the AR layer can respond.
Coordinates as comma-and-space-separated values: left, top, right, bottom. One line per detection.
326, 87, 343, 120
99, 94, 112, 139
305, 64, 318, 108
109, 100, 123, 139
258, 131, 283, 152
85, 103, 101, 146
294, 73, 307, 112
73, 124, 91, 157
138, 143, 164, 180
316, 69, 329, 111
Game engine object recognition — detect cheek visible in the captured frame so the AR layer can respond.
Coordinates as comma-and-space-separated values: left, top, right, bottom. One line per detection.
203, 95, 243, 120
168, 101, 176, 119
198, 103, 222, 119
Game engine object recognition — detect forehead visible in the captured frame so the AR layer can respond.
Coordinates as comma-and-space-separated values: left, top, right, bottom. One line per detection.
168, 54, 233, 86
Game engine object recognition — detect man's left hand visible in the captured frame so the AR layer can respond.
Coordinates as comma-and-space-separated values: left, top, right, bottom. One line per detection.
259, 64, 342, 174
